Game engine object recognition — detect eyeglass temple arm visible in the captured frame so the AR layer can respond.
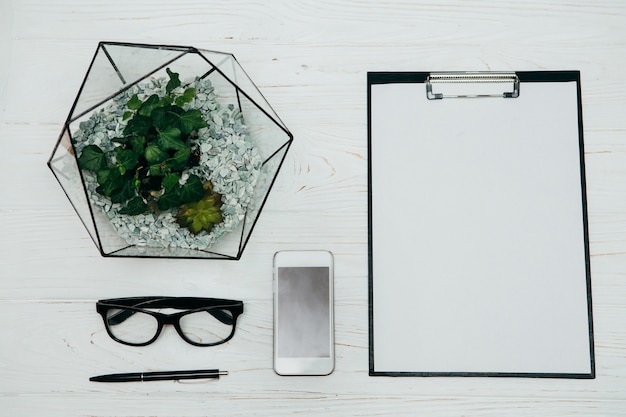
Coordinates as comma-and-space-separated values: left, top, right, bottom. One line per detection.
208, 309, 235, 325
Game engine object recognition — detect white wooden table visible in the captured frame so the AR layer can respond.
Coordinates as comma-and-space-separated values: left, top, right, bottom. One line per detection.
1, 1, 625, 415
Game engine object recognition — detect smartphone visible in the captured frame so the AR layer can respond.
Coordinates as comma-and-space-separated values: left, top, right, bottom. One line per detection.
273, 250, 334, 376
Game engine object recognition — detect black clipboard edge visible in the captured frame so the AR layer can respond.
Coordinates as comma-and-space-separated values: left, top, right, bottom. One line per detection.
369, 371, 596, 379
366, 71, 595, 379
367, 70, 582, 85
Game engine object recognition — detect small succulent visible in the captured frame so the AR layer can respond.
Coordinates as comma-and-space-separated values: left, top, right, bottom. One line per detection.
176, 190, 224, 235
77, 68, 223, 234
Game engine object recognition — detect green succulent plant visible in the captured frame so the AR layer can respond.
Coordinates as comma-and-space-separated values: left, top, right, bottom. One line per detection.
176, 191, 224, 235
77, 68, 223, 234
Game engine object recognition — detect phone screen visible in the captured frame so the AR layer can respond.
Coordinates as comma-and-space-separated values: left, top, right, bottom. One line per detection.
276, 266, 331, 358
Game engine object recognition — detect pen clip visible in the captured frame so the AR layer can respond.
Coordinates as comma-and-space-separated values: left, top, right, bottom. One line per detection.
175, 370, 228, 383
176, 378, 220, 384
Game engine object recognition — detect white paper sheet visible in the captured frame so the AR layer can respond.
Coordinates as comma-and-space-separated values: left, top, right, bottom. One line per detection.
370, 78, 593, 376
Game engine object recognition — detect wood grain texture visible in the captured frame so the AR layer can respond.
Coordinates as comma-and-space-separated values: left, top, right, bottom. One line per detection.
2, 0, 626, 416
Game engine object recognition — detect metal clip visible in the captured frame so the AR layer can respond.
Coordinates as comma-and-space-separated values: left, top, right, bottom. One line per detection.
426, 72, 520, 100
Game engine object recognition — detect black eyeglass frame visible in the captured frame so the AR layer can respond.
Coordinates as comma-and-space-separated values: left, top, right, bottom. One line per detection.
96, 296, 244, 347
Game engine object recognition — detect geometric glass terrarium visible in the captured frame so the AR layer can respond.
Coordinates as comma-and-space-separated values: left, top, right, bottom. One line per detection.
48, 42, 292, 259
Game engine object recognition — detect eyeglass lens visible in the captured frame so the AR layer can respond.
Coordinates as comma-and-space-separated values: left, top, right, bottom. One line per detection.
106, 308, 159, 344
105, 307, 235, 345
179, 309, 234, 344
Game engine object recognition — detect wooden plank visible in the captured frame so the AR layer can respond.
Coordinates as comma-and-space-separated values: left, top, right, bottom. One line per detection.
0, 300, 624, 400
3, 393, 625, 417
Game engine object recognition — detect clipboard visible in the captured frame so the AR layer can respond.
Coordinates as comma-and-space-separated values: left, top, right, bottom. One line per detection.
367, 71, 595, 378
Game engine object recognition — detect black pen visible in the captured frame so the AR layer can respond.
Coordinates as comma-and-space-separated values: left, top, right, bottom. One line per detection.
90, 369, 228, 382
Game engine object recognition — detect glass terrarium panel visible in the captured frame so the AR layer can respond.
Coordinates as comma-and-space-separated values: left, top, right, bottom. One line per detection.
200, 49, 289, 133
110, 243, 235, 259
146, 51, 215, 87
237, 89, 293, 162
71, 43, 188, 122
241, 142, 291, 250
49, 42, 292, 259
196, 49, 235, 76
101, 42, 191, 81
202, 66, 243, 111
89, 196, 137, 255
203, 217, 245, 258
48, 128, 99, 247
197, 50, 238, 83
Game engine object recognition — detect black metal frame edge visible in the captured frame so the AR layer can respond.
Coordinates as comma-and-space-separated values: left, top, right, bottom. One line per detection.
366, 70, 595, 379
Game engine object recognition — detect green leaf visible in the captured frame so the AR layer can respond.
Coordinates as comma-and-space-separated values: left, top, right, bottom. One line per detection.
157, 188, 181, 211
162, 173, 181, 192
114, 148, 139, 171
150, 105, 181, 130
119, 196, 147, 215
179, 175, 205, 204
138, 94, 160, 117
166, 148, 190, 171
129, 135, 146, 153
183, 87, 196, 100
96, 167, 123, 196
111, 136, 128, 145
165, 68, 181, 94
144, 143, 169, 164
157, 126, 184, 151
175, 87, 196, 106
148, 162, 169, 177
124, 114, 153, 136
122, 111, 133, 121
178, 109, 207, 134
127, 94, 142, 110
159, 95, 173, 107
78, 145, 107, 172
109, 180, 136, 204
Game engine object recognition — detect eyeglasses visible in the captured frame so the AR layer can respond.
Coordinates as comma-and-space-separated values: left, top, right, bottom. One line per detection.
96, 296, 244, 347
